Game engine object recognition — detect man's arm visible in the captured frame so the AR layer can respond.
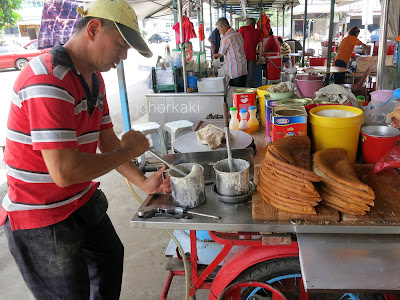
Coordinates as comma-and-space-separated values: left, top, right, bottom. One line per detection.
256, 41, 263, 64
97, 128, 170, 195
41, 129, 149, 188
211, 44, 216, 56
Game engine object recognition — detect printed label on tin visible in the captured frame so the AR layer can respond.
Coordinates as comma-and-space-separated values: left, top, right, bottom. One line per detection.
265, 100, 279, 142
272, 116, 307, 141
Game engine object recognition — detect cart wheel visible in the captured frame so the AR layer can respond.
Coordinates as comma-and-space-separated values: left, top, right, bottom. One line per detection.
218, 281, 287, 300
231, 257, 385, 300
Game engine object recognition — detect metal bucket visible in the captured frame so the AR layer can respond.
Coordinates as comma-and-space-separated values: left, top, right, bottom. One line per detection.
168, 163, 205, 208
213, 159, 250, 196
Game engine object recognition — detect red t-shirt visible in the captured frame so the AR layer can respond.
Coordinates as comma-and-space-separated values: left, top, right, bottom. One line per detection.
264, 36, 281, 54
1, 45, 113, 230
238, 25, 263, 62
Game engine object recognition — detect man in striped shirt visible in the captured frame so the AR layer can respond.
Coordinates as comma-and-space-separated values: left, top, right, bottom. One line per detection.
1, 0, 170, 298
213, 17, 247, 87
277, 37, 292, 69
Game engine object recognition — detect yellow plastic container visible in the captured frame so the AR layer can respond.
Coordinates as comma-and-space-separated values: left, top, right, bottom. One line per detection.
309, 105, 364, 163
256, 85, 272, 127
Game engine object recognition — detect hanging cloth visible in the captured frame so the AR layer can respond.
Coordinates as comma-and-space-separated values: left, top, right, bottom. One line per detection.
257, 13, 271, 38
173, 15, 197, 44
198, 23, 205, 41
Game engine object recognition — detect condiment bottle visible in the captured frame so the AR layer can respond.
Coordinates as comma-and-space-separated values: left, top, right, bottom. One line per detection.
248, 106, 259, 132
229, 107, 239, 130
238, 108, 250, 134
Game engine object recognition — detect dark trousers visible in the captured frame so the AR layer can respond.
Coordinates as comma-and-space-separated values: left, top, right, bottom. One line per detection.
334, 59, 347, 84
229, 75, 247, 87
246, 60, 256, 88
4, 190, 124, 300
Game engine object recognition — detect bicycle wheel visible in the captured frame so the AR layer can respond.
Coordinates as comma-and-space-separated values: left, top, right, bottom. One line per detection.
231, 257, 384, 300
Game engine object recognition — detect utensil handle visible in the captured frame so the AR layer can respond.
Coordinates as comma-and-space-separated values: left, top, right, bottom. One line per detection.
187, 211, 221, 219
223, 102, 229, 128
147, 150, 187, 176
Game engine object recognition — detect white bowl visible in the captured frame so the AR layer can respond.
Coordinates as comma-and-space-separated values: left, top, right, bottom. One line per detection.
269, 91, 295, 100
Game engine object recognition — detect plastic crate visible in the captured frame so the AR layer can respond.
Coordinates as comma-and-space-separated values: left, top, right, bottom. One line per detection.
152, 67, 181, 93
154, 84, 177, 92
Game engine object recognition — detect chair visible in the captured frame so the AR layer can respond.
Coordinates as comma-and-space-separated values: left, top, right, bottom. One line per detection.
163, 120, 194, 152
342, 66, 373, 96
132, 122, 167, 163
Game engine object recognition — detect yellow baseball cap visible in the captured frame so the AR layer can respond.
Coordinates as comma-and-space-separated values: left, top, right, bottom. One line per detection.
77, 0, 152, 58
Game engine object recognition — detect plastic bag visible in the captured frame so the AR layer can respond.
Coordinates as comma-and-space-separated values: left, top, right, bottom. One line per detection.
374, 146, 400, 173
363, 96, 398, 126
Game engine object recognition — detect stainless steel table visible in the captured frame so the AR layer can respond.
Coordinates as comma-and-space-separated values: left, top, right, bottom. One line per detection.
131, 184, 400, 235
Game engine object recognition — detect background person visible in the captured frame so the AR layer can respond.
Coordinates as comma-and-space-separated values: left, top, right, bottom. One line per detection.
213, 17, 247, 87
1, 0, 170, 298
238, 18, 263, 87
264, 29, 280, 54
334, 26, 369, 84
277, 36, 292, 69
208, 27, 221, 61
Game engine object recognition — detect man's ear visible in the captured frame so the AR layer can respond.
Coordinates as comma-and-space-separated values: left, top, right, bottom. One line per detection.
86, 19, 103, 42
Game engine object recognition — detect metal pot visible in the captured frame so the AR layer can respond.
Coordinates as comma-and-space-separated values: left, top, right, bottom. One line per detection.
168, 163, 205, 208
213, 159, 250, 196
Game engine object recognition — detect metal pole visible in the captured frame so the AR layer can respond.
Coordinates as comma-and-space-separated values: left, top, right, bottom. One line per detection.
173, 0, 178, 49
377, 0, 390, 90
223, 1, 226, 18
198, 0, 205, 52
116, 61, 131, 132
230, 6, 233, 26
276, 8, 278, 36
209, 0, 212, 33
177, 0, 187, 91
326, 0, 335, 82
259, 0, 262, 33
302, 0, 308, 67
282, 5, 285, 39
290, 4, 293, 39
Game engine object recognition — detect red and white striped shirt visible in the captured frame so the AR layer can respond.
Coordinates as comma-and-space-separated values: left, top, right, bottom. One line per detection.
218, 28, 247, 79
1, 45, 113, 230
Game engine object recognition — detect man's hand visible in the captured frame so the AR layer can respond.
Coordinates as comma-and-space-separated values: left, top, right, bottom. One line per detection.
213, 53, 222, 59
143, 166, 171, 195
256, 57, 263, 65
387, 107, 400, 128
121, 130, 149, 158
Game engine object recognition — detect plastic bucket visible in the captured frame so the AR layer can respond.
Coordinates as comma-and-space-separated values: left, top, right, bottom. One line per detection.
187, 76, 198, 90
256, 85, 272, 126
361, 126, 400, 164
295, 74, 324, 98
309, 105, 364, 163
265, 53, 281, 80
370, 90, 393, 106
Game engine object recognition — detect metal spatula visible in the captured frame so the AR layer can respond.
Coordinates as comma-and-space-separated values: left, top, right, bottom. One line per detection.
146, 150, 187, 177
223, 102, 235, 172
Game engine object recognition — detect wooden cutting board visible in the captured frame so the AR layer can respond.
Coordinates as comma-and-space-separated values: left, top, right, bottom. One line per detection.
252, 165, 340, 222
252, 191, 340, 221
342, 165, 400, 223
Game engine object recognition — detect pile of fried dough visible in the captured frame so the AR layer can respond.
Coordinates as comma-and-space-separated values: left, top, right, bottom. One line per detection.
313, 148, 375, 215
258, 136, 322, 214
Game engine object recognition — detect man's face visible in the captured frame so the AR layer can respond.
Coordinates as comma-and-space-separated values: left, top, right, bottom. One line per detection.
217, 25, 226, 36
92, 25, 130, 72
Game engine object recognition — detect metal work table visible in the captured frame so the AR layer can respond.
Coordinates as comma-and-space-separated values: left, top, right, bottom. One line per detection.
131, 184, 400, 235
